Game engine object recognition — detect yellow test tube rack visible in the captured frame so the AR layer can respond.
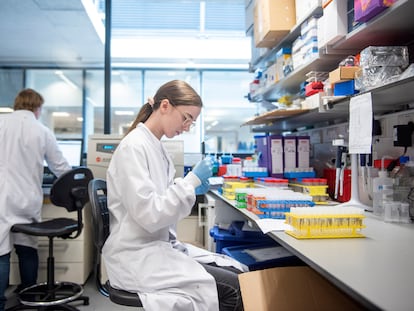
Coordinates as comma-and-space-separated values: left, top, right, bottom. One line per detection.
284, 207, 366, 239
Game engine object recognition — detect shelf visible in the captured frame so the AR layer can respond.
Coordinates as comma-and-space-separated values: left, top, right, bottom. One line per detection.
332, 0, 414, 52
252, 51, 341, 102
243, 108, 310, 126
246, 0, 414, 134
250, 4, 323, 72
245, 76, 414, 133
251, 0, 414, 103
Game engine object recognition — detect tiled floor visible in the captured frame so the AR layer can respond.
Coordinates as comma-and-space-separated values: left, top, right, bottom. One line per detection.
5, 276, 144, 310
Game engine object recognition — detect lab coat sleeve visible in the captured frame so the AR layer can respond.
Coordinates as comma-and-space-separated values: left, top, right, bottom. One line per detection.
43, 127, 72, 177
108, 142, 196, 233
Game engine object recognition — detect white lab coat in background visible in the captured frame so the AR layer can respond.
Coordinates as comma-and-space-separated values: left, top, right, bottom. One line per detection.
103, 123, 244, 311
0, 110, 71, 256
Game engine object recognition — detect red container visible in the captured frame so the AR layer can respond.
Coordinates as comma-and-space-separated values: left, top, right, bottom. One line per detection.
323, 168, 351, 203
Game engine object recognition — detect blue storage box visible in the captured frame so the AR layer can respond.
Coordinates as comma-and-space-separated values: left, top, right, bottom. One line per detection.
222, 243, 304, 271
209, 222, 274, 254
333, 79, 358, 96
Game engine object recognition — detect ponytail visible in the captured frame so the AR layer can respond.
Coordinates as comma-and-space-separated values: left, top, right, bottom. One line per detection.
124, 102, 152, 137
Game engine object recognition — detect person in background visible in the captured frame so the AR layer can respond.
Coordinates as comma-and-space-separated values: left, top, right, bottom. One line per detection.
0, 88, 72, 311
103, 80, 245, 311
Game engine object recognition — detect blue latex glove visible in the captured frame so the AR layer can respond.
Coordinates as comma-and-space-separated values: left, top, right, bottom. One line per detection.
195, 180, 210, 195
192, 158, 213, 183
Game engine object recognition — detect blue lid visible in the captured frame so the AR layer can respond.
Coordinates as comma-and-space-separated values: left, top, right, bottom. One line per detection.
400, 156, 410, 164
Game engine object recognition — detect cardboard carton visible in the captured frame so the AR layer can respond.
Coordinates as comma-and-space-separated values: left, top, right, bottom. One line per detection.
239, 266, 365, 311
254, 0, 296, 48
329, 66, 360, 84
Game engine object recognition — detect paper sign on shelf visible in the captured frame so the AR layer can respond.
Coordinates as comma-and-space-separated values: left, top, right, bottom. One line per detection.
349, 92, 373, 154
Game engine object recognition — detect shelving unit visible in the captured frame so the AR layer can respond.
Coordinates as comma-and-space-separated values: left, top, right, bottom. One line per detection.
246, 0, 414, 134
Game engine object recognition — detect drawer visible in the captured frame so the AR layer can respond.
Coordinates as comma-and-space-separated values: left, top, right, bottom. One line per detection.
9, 261, 92, 285
11, 240, 91, 263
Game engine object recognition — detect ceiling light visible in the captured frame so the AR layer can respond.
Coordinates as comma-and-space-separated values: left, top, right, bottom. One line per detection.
114, 110, 134, 116
52, 112, 70, 117
0, 107, 13, 113
55, 71, 78, 89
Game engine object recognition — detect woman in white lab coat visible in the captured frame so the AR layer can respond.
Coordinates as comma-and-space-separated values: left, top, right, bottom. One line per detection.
0, 89, 72, 311
103, 80, 245, 311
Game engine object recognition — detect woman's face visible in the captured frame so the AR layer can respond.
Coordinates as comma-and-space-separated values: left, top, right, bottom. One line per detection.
163, 101, 201, 138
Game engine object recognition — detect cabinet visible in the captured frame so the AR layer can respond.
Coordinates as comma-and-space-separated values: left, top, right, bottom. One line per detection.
247, 0, 414, 134
9, 197, 93, 285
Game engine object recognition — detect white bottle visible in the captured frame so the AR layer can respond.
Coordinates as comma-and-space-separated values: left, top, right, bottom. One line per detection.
372, 170, 394, 216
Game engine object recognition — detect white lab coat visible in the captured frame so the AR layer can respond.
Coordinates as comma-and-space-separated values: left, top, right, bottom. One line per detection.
103, 123, 221, 311
0, 110, 71, 256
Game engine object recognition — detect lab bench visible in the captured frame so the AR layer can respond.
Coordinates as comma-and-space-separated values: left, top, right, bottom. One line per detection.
207, 190, 414, 311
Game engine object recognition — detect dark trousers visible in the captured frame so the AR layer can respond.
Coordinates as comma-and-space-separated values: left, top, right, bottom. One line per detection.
202, 262, 244, 311
0, 245, 38, 311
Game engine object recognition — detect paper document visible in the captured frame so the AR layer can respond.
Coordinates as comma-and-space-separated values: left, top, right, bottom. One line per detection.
349, 92, 373, 154
245, 246, 292, 261
255, 218, 292, 233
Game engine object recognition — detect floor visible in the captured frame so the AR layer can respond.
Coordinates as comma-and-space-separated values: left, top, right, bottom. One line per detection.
5, 276, 144, 311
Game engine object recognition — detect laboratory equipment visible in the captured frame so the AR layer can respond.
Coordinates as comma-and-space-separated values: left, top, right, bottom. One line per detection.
87, 134, 122, 179
87, 135, 184, 179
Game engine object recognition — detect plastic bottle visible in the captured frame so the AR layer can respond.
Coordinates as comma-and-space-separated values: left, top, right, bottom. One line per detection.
393, 157, 411, 201
372, 170, 394, 216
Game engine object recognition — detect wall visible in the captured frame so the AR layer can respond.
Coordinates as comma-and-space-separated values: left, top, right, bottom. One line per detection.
295, 109, 414, 177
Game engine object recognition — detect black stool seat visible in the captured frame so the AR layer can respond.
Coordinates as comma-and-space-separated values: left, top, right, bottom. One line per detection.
106, 281, 142, 307
12, 218, 78, 237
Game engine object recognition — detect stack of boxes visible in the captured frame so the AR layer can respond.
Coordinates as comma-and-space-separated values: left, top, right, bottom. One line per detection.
255, 135, 311, 178
264, 48, 292, 88
329, 64, 360, 96
292, 16, 319, 70
248, 0, 402, 102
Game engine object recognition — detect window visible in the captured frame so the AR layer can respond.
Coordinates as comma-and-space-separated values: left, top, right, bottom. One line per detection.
26, 69, 83, 139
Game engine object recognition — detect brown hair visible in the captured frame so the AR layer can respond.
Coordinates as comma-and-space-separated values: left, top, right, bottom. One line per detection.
125, 80, 202, 136
13, 88, 44, 112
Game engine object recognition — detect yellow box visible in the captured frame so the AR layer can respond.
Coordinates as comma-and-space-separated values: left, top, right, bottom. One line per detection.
254, 0, 296, 48
329, 66, 360, 84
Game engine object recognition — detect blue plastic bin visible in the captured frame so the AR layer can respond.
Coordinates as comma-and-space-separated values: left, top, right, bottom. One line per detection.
222, 243, 303, 271
209, 222, 274, 253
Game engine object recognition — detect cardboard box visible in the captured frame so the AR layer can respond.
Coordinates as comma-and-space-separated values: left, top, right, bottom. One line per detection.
295, 0, 320, 23
318, 0, 348, 48
329, 66, 360, 84
283, 136, 297, 171
254, 0, 296, 48
296, 136, 310, 168
268, 135, 284, 178
239, 266, 365, 311
303, 91, 325, 110
354, 0, 396, 23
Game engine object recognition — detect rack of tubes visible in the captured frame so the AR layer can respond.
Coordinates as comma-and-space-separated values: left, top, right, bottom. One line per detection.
284, 206, 366, 239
